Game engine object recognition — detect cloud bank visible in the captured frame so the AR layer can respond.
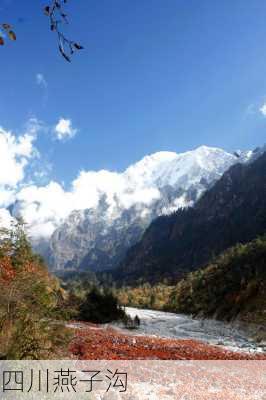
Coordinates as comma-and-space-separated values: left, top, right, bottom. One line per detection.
2, 124, 236, 243
0, 121, 161, 240
13, 168, 161, 240
0, 121, 39, 209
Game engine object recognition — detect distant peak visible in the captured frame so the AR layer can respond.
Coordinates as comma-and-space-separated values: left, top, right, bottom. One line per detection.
194, 145, 229, 153
133, 146, 231, 167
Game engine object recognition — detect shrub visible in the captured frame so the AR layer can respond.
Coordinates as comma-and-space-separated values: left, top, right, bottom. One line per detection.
79, 287, 126, 323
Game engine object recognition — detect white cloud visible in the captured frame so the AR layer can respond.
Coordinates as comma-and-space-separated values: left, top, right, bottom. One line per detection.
13, 166, 161, 239
0, 126, 36, 189
36, 73, 47, 88
54, 118, 77, 141
15, 182, 73, 238
0, 208, 13, 230
0, 190, 14, 208
259, 103, 266, 116
0, 120, 40, 216
0, 120, 162, 240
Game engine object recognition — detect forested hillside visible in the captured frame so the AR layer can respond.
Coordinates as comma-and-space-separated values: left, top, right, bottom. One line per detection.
168, 236, 266, 327
116, 236, 266, 335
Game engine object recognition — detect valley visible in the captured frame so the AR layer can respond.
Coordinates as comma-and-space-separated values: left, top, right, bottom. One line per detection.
0, 145, 266, 360
1, 1, 266, 379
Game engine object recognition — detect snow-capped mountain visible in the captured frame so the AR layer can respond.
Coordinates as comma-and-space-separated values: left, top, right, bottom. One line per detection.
116, 149, 266, 284
43, 145, 252, 272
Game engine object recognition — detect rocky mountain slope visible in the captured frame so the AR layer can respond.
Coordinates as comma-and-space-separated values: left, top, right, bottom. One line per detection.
115, 149, 266, 283
43, 146, 252, 272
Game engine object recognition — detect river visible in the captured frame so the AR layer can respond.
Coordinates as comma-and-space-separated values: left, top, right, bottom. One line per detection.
112, 307, 265, 354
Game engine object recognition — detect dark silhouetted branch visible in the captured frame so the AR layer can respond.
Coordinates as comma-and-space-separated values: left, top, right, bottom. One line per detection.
44, 0, 83, 62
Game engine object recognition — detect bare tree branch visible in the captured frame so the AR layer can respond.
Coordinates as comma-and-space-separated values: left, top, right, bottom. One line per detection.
44, 0, 83, 62
0, 1, 83, 61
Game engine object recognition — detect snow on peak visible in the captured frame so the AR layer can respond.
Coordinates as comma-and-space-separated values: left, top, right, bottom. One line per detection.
123, 145, 237, 190
10, 145, 249, 240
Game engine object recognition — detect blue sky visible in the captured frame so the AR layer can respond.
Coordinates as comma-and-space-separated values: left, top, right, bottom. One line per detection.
1, 0, 266, 186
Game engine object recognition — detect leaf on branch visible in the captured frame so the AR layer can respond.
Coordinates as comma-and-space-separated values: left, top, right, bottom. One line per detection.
46, 0, 83, 62
8, 30, 16, 41
73, 43, 84, 50
2, 23, 11, 30
44, 6, 51, 16
0, 24, 16, 46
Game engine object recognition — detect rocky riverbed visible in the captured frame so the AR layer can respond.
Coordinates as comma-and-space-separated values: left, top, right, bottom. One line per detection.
111, 307, 266, 354
68, 311, 265, 360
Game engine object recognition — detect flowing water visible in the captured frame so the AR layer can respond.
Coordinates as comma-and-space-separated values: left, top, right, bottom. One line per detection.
113, 307, 265, 354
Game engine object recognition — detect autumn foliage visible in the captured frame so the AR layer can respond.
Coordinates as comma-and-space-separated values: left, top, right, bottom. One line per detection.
0, 220, 70, 359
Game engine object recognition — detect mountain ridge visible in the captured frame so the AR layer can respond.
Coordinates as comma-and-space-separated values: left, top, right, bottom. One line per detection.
33, 145, 255, 273
115, 149, 266, 283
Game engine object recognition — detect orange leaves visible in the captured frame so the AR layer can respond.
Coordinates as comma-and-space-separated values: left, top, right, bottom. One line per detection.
0, 257, 16, 282
23, 261, 37, 274
0, 256, 43, 284
8, 30, 16, 41
69, 323, 265, 360
0, 24, 16, 47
